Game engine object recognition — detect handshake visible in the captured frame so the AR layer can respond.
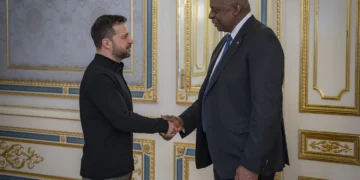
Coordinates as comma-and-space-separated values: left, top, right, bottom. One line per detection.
160, 115, 184, 140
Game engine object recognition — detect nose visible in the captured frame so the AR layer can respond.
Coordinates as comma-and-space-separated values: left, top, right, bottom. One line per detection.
128, 37, 133, 44
208, 11, 214, 19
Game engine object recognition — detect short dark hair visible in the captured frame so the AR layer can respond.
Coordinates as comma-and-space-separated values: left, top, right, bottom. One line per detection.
91, 15, 127, 49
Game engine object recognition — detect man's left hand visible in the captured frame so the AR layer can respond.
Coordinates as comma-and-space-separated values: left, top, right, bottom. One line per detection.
235, 166, 259, 180
159, 115, 184, 141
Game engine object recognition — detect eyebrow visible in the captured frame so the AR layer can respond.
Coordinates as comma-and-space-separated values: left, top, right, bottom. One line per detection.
122, 33, 129, 37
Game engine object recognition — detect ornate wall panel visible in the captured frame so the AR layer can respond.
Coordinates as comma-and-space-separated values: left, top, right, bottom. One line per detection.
0, 126, 155, 180
173, 142, 281, 180
299, 129, 360, 166
0, 0, 158, 102
300, 0, 360, 115
174, 142, 195, 180
176, 0, 282, 104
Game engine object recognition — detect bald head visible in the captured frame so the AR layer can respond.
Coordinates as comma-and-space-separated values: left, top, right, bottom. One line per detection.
228, 0, 251, 12
209, 0, 251, 32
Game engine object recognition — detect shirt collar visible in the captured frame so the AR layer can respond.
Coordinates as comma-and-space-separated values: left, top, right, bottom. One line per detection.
93, 53, 124, 73
230, 12, 253, 39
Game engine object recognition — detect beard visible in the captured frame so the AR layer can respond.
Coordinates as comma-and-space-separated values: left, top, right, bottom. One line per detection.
112, 42, 130, 60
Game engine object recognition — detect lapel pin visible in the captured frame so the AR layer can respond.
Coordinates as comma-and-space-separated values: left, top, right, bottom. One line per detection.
236, 41, 239, 44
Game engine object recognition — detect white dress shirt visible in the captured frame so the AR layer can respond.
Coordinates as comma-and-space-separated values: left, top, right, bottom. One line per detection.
209, 13, 253, 79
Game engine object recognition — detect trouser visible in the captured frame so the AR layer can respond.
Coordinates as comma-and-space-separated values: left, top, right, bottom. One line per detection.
214, 168, 275, 180
82, 173, 132, 180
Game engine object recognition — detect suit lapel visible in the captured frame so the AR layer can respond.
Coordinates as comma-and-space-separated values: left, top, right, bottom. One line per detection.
199, 37, 226, 97
205, 37, 244, 93
204, 16, 255, 97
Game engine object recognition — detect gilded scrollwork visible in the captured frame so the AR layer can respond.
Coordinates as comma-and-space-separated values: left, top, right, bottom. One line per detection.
143, 143, 153, 155
133, 155, 142, 176
0, 141, 44, 169
0, 126, 156, 179
176, 146, 185, 158
299, 130, 360, 166
309, 140, 352, 154
133, 138, 155, 180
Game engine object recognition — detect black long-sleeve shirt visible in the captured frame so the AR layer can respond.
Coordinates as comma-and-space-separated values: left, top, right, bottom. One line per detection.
79, 54, 168, 179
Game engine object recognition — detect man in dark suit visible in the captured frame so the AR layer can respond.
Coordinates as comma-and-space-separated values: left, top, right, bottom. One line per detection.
161, 0, 289, 179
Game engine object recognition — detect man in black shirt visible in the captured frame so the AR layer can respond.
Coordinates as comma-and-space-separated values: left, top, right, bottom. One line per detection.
79, 15, 181, 180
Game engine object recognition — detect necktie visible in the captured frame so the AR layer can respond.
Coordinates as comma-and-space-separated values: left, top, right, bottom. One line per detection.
201, 34, 232, 132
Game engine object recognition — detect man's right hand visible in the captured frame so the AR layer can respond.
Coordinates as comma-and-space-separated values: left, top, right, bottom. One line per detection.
159, 115, 184, 141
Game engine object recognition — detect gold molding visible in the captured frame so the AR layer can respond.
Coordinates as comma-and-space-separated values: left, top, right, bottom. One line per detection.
298, 176, 328, 180
191, 0, 210, 77
0, 169, 78, 180
0, 0, 157, 102
276, 0, 282, 40
300, 0, 360, 115
299, 129, 360, 166
274, 173, 281, 180
312, 0, 351, 100
176, 0, 282, 104
173, 142, 195, 180
0, 126, 155, 180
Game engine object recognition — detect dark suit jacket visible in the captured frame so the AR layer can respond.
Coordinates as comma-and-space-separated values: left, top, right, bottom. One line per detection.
179, 16, 289, 179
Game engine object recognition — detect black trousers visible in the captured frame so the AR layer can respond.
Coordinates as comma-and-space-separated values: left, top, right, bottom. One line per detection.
214, 169, 275, 180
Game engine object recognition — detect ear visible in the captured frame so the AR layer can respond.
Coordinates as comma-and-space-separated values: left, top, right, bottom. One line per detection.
102, 38, 112, 49
233, 4, 241, 15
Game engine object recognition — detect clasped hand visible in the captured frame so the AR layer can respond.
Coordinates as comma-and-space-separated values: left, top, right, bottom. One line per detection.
159, 115, 183, 140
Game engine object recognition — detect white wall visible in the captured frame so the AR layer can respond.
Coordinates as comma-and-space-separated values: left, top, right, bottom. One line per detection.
1, 0, 359, 180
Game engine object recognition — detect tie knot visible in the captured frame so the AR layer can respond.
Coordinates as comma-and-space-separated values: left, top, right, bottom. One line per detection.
226, 34, 232, 42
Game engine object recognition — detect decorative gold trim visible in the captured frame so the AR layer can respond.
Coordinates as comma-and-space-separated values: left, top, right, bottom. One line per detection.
0, 169, 78, 180
184, 0, 191, 94
274, 172, 281, 180
256, 0, 260, 19
129, 0, 135, 73
173, 142, 195, 180
299, 129, 360, 166
0, 141, 44, 169
149, 0, 158, 102
312, 0, 351, 100
191, 0, 210, 77
276, 0, 282, 40
133, 152, 143, 177
300, 0, 360, 115
1, 0, 157, 102
298, 176, 328, 180
0, 126, 155, 180
133, 138, 155, 180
